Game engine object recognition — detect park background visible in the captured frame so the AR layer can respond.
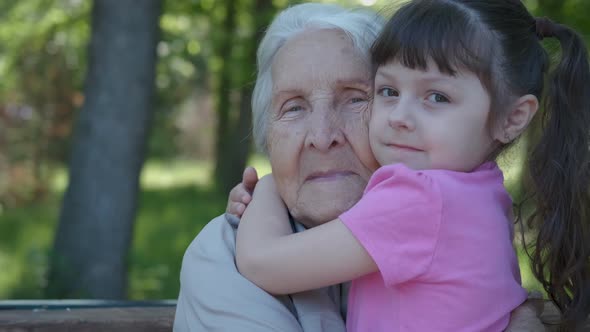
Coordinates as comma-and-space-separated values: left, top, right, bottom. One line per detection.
0, 0, 588, 300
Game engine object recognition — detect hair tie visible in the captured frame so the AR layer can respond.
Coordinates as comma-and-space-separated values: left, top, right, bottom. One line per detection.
535, 17, 556, 40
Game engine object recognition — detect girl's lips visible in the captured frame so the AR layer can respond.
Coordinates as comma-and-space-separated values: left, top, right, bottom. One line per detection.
306, 170, 356, 182
387, 143, 423, 152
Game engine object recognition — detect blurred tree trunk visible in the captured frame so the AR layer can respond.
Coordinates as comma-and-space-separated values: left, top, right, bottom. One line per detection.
214, 0, 275, 194
212, 0, 238, 194
229, 0, 276, 185
47, 0, 162, 299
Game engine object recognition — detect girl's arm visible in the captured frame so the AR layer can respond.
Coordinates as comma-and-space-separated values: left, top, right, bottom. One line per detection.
235, 175, 378, 295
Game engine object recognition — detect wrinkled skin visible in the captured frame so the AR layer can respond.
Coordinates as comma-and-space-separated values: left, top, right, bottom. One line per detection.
266, 29, 379, 228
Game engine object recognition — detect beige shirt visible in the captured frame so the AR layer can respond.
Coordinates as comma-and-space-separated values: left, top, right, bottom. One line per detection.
173, 214, 348, 332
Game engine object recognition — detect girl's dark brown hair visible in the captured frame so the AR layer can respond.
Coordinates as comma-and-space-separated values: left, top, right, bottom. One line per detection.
372, 0, 590, 329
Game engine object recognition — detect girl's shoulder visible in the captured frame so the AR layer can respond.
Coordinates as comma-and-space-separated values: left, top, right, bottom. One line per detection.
364, 164, 441, 206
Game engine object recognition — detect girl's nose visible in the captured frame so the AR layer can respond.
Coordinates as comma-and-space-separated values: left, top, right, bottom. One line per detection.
388, 100, 416, 131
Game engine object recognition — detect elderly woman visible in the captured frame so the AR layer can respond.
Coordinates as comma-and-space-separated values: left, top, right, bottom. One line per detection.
173, 3, 543, 331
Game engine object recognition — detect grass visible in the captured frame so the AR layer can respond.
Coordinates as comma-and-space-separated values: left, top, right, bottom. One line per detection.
0, 154, 543, 300
0, 155, 271, 299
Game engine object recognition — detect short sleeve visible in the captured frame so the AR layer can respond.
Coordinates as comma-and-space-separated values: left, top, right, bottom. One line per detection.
339, 164, 442, 286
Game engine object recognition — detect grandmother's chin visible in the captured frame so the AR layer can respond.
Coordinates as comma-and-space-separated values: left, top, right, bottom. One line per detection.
290, 175, 366, 228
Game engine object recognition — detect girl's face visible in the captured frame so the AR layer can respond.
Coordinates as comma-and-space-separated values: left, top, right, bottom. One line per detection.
369, 60, 498, 172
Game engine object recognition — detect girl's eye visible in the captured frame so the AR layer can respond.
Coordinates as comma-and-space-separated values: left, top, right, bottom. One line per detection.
427, 93, 450, 103
377, 87, 399, 97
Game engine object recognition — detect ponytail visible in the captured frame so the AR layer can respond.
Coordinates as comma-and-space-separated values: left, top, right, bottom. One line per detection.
527, 22, 590, 330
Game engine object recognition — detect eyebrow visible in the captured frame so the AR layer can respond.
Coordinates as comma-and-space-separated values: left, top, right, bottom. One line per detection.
273, 78, 371, 98
335, 79, 372, 90
272, 89, 303, 104
375, 69, 454, 84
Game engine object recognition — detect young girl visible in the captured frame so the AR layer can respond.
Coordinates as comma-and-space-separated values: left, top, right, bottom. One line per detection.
232, 0, 590, 330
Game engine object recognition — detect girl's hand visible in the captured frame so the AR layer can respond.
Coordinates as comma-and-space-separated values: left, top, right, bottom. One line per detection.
505, 291, 546, 332
226, 167, 259, 217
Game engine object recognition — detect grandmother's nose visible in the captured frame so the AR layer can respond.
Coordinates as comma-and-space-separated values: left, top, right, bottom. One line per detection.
305, 108, 345, 152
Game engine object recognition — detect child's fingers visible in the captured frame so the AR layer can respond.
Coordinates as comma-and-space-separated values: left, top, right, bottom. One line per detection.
228, 202, 246, 217
241, 192, 252, 204
227, 184, 246, 213
242, 167, 259, 193
228, 185, 239, 202
228, 184, 247, 203
234, 184, 252, 203
225, 168, 258, 215
227, 201, 245, 216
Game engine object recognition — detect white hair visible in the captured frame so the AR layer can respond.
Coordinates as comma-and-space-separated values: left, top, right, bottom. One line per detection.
251, 3, 384, 153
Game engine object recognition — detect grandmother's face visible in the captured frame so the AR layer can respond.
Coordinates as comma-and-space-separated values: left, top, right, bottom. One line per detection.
268, 29, 379, 228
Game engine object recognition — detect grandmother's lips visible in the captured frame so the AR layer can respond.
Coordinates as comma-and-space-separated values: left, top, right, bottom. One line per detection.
306, 170, 356, 182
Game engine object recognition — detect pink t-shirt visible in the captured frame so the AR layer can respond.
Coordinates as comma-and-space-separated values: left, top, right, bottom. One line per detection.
340, 162, 527, 332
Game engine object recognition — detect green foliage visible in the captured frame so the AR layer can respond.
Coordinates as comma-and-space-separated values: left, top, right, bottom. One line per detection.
0, 195, 57, 298
129, 185, 226, 299
0, 157, 270, 299
0, 0, 90, 206
0, 0, 90, 100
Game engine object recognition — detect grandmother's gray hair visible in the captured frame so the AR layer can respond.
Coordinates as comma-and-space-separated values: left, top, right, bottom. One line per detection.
251, 3, 384, 153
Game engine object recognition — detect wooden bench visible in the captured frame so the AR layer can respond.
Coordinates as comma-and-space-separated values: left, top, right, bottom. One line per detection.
0, 300, 588, 331
0, 300, 176, 332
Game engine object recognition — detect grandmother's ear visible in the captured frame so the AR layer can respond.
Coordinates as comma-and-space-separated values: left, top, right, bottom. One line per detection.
494, 94, 539, 143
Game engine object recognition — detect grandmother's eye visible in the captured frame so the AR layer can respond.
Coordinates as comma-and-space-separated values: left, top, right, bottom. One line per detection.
377, 87, 399, 97
285, 105, 303, 113
350, 97, 366, 103
427, 93, 450, 103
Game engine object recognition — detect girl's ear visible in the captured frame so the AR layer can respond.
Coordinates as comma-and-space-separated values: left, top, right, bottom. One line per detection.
494, 94, 539, 143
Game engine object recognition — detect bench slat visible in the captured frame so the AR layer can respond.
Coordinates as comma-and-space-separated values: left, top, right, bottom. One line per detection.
0, 300, 588, 331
